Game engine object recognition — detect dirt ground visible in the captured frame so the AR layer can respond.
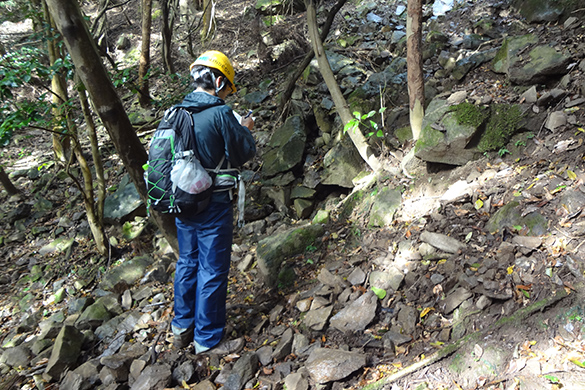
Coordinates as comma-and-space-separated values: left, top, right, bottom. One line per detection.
1, 0, 585, 389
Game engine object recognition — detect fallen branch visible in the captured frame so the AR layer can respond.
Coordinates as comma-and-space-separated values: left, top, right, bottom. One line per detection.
361, 287, 570, 390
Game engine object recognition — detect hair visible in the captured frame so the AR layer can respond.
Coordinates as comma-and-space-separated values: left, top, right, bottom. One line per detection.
190, 65, 231, 93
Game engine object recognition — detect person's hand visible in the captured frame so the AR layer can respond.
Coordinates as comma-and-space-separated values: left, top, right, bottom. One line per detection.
241, 116, 254, 130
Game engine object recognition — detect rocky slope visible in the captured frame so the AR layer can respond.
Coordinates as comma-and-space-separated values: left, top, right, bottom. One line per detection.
1, 0, 585, 389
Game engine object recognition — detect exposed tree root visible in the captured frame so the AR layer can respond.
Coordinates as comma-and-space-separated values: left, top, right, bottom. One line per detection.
361, 287, 571, 390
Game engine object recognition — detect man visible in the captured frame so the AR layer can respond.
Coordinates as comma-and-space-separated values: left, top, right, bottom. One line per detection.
171, 50, 256, 354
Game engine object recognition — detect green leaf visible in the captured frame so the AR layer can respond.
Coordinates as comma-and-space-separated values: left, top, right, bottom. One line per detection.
379, 107, 387, 114
474, 199, 484, 209
370, 120, 378, 130
353, 111, 361, 119
371, 287, 386, 300
376, 129, 384, 138
570, 359, 585, 368
544, 375, 560, 383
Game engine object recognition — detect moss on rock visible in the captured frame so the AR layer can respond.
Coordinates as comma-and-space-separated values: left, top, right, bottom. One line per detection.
478, 104, 523, 152
450, 102, 489, 128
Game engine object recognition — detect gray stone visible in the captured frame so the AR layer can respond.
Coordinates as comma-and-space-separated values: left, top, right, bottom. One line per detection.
476, 295, 492, 310
72, 359, 101, 389
347, 267, 366, 286
98, 256, 152, 290
545, 111, 567, 131
76, 302, 114, 330
43, 325, 84, 382
60, 371, 84, 390
515, 0, 563, 23
317, 268, 347, 291
369, 268, 404, 292
0, 345, 31, 368
415, 99, 480, 165
330, 291, 377, 332
256, 345, 273, 366
262, 116, 307, 177
521, 86, 538, 103
397, 305, 418, 335
382, 330, 412, 346
130, 364, 172, 390
272, 328, 294, 361
256, 223, 325, 287
486, 201, 548, 236
368, 187, 402, 227
223, 352, 258, 390
321, 136, 364, 188
39, 237, 76, 256
420, 231, 467, 254
430, 273, 445, 285
512, 236, 542, 249
303, 306, 333, 331
172, 361, 197, 384
292, 333, 310, 356
441, 288, 473, 314
104, 175, 144, 223
305, 348, 366, 384
284, 372, 308, 390
294, 198, 313, 219
193, 379, 216, 390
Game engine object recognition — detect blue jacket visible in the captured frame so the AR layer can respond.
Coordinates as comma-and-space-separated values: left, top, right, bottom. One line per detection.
177, 91, 256, 203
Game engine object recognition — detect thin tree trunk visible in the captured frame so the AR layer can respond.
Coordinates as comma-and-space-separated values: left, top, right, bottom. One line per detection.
0, 166, 19, 195
138, 0, 152, 107
69, 132, 108, 255
407, 0, 424, 141
278, 0, 348, 115
42, 0, 71, 163
77, 79, 106, 225
160, 0, 175, 74
45, 0, 179, 254
200, 0, 215, 42
305, 0, 381, 172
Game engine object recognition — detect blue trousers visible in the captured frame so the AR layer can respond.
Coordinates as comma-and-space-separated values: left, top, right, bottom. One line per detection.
172, 202, 233, 349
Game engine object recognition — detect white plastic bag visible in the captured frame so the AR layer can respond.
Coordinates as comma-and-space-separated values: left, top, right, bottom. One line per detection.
170, 158, 213, 194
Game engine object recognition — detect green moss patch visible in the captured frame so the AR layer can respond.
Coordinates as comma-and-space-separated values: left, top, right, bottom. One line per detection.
479, 104, 523, 152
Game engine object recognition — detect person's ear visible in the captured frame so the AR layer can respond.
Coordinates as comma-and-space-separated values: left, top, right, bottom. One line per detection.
216, 76, 224, 89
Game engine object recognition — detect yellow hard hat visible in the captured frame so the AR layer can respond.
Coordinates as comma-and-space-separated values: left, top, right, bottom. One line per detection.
190, 50, 236, 93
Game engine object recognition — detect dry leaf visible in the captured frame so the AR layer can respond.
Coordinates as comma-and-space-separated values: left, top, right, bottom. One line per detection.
420, 307, 434, 318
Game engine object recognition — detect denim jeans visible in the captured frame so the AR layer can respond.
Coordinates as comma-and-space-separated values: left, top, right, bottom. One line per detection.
172, 202, 233, 349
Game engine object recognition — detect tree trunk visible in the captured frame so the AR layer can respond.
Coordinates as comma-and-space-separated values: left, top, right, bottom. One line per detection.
200, 0, 215, 42
69, 133, 109, 255
77, 78, 106, 225
45, 0, 179, 254
0, 166, 19, 195
407, 0, 424, 141
138, 0, 152, 107
305, 0, 381, 173
278, 0, 348, 115
42, 0, 71, 163
160, 0, 175, 74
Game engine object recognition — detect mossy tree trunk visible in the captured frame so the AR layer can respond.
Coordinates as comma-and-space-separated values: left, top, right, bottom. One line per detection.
200, 0, 215, 42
